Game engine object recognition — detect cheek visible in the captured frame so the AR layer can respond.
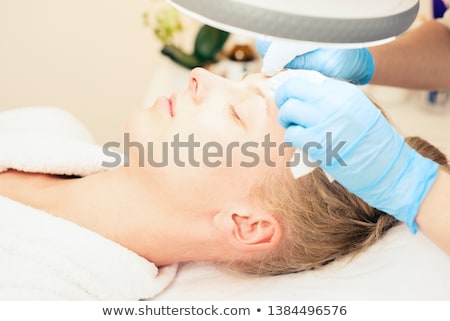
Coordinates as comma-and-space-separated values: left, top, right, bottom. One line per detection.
149, 165, 258, 210
168, 111, 243, 157
125, 108, 167, 144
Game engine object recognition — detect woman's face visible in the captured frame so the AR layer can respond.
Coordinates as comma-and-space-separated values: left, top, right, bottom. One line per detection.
125, 68, 290, 212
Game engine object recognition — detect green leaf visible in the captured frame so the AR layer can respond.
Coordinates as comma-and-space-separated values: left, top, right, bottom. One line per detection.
194, 25, 229, 61
161, 44, 203, 69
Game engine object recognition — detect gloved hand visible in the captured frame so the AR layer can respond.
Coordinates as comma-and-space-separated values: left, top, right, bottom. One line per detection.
275, 75, 439, 233
257, 39, 375, 85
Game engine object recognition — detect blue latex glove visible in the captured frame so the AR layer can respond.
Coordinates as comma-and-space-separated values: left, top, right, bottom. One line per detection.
257, 39, 375, 85
275, 75, 439, 233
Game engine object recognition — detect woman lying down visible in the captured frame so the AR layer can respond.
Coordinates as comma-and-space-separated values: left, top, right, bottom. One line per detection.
0, 68, 448, 300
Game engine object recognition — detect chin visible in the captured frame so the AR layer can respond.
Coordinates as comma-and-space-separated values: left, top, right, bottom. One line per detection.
126, 107, 156, 134
123, 108, 141, 133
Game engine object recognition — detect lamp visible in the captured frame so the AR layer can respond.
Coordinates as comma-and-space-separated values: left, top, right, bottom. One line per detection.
167, 0, 419, 47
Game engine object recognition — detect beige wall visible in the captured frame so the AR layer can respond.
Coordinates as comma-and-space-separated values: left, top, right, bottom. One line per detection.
0, 0, 168, 144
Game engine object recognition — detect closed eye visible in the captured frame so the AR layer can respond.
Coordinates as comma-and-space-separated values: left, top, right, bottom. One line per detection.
229, 104, 240, 120
229, 104, 246, 128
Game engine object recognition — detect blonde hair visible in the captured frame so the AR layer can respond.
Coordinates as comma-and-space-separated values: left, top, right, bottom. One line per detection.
226, 136, 448, 276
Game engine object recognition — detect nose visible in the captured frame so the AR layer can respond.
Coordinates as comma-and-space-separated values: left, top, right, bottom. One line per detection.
189, 67, 208, 103
189, 67, 226, 103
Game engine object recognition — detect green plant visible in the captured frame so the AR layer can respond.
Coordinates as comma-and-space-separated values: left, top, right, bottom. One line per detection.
144, 5, 229, 69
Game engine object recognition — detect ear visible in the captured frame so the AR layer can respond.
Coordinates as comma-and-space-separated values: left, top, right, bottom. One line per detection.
214, 207, 282, 253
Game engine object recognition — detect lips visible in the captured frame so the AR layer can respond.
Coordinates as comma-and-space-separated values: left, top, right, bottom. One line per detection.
155, 95, 175, 117
169, 93, 176, 117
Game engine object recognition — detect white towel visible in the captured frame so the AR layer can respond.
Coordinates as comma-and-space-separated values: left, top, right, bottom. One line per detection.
0, 106, 177, 300
0, 106, 109, 176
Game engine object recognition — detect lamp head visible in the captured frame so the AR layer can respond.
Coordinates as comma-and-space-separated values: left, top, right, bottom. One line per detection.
167, 0, 419, 47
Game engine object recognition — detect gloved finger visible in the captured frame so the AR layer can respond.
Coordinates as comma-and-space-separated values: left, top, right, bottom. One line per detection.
284, 48, 341, 74
255, 38, 271, 57
278, 98, 325, 128
284, 50, 318, 70
274, 77, 328, 107
284, 125, 308, 148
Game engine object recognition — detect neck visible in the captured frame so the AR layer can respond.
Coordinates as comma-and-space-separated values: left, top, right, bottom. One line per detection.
23, 169, 214, 266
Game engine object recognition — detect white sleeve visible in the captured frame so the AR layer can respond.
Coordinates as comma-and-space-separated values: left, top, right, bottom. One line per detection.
438, 8, 450, 30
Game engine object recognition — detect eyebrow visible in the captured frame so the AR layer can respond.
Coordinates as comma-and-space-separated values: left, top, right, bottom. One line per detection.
249, 84, 270, 115
240, 73, 270, 114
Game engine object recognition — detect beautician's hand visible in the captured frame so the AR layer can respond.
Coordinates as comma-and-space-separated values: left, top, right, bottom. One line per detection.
257, 39, 375, 85
275, 75, 439, 233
